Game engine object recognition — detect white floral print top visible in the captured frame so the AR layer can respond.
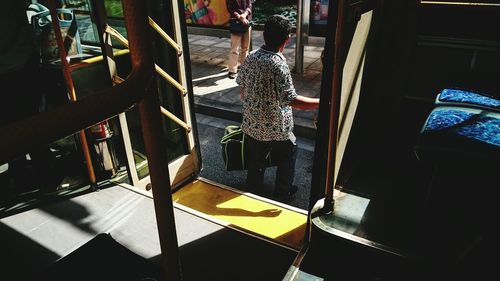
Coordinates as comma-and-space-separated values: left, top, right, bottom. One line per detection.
236, 47, 298, 142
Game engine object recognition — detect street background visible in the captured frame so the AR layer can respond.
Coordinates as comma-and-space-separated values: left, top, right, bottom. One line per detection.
189, 30, 324, 210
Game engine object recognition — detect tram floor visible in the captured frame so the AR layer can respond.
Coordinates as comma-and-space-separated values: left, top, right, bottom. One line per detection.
0, 183, 298, 281
172, 177, 307, 250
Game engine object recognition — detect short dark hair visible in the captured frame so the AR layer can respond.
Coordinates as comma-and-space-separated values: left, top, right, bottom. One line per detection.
263, 15, 292, 49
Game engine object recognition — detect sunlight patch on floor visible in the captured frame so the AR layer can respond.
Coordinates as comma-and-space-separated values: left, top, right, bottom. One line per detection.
173, 179, 307, 249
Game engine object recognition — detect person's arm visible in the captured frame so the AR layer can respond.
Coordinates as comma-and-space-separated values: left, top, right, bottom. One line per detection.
237, 15, 249, 25
290, 95, 320, 110
279, 62, 318, 110
239, 10, 250, 19
241, 0, 252, 19
235, 0, 252, 25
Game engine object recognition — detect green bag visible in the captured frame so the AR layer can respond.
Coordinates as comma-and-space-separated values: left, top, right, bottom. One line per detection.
220, 125, 274, 171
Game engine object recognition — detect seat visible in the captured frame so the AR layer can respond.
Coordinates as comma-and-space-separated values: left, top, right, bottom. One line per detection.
414, 87, 500, 208
413, 90, 499, 275
434, 88, 499, 112
415, 105, 500, 163
415, 88, 499, 162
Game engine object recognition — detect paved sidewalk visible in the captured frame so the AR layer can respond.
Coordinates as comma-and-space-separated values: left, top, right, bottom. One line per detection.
188, 30, 325, 139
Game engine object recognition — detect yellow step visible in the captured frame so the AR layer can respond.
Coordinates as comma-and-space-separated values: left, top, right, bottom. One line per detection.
173, 178, 307, 250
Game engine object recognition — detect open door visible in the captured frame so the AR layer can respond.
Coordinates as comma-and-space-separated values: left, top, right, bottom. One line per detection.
66, 0, 201, 191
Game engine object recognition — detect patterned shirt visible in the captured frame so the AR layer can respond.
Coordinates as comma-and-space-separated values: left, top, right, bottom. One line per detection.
236, 47, 298, 142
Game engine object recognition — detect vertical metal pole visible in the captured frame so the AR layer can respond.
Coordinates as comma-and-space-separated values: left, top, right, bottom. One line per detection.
121, 1, 182, 280
295, 0, 305, 75
139, 90, 183, 281
323, 0, 346, 214
47, 0, 97, 187
294, 0, 311, 75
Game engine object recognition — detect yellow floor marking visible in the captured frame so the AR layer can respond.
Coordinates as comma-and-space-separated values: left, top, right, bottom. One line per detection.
173, 179, 306, 249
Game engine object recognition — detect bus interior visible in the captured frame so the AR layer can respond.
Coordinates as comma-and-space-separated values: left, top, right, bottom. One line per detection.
1, 0, 499, 280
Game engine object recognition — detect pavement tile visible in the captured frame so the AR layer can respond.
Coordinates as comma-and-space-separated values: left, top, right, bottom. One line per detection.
213, 42, 231, 48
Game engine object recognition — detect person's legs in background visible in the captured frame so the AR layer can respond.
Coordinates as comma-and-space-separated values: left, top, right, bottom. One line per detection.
238, 27, 251, 68
228, 33, 242, 78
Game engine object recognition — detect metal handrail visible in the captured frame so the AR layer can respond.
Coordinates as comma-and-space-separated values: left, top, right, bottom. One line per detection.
105, 25, 188, 95
148, 17, 183, 56
161, 107, 192, 133
105, 24, 191, 132
323, 0, 347, 214
47, 0, 96, 186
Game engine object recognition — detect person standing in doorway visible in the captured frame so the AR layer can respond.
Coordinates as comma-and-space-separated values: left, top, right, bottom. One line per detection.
226, 0, 253, 79
236, 15, 320, 201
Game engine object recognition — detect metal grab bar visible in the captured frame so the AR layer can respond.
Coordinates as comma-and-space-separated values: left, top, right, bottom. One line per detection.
105, 25, 188, 95
112, 72, 191, 133
154, 64, 188, 96
47, 0, 97, 186
161, 107, 192, 133
148, 17, 183, 56
0, 1, 182, 280
323, 0, 347, 214
105, 24, 191, 132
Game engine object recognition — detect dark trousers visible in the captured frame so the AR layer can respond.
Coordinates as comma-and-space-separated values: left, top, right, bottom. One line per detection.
245, 135, 297, 194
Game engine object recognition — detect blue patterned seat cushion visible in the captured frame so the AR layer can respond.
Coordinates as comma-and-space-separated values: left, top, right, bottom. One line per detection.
415, 106, 500, 162
435, 88, 500, 112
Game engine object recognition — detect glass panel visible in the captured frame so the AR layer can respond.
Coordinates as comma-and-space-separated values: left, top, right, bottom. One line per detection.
103, 0, 194, 183
5, 0, 198, 189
